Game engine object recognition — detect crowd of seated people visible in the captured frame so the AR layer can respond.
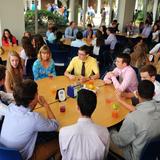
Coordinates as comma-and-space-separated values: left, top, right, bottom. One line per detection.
1, 19, 160, 160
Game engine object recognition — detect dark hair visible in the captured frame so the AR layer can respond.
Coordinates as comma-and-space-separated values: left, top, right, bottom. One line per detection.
56, 31, 63, 41
50, 26, 57, 33
87, 24, 92, 28
13, 79, 38, 107
32, 34, 45, 54
0, 65, 6, 81
21, 36, 36, 58
113, 19, 117, 23
95, 30, 104, 46
77, 89, 97, 117
76, 31, 83, 40
140, 64, 157, 77
101, 25, 107, 33
145, 19, 150, 25
107, 27, 116, 33
95, 29, 103, 38
138, 80, 155, 100
70, 21, 74, 26
79, 45, 92, 55
2, 29, 13, 44
117, 54, 131, 65
24, 31, 31, 38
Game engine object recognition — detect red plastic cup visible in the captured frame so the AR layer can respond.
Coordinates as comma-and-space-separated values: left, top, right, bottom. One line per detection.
112, 110, 119, 118
48, 74, 53, 79
60, 105, 66, 112
106, 99, 113, 104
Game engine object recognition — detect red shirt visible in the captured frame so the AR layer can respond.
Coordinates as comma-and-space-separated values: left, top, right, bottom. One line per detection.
2, 36, 17, 46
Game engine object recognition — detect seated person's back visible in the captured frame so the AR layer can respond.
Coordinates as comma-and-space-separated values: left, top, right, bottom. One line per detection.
110, 80, 160, 160
0, 79, 59, 160
59, 89, 110, 160
71, 31, 86, 48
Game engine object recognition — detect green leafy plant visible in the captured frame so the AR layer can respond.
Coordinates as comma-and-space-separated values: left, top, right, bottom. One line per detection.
135, 10, 144, 23
25, 10, 67, 33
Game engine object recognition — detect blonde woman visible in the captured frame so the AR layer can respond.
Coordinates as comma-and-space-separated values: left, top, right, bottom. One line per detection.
5, 51, 23, 93
32, 45, 56, 80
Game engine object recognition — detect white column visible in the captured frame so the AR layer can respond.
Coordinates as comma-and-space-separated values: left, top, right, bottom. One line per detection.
0, 0, 25, 46
55, 0, 58, 5
38, 0, 41, 10
115, 0, 120, 19
97, 0, 101, 14
108, 0, 113, 26
143, 0, 148, 20
69, 0, 79, 23
135, 0, 138, 10
153, 0, 159, 22
82, 0, 88, 29
35, 0, 38, 34
117, 0, 136, 32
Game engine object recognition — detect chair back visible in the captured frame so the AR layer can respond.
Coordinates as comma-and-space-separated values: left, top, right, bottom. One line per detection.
51, 50, 69, 67
0, 143, 22, 160
132, 66, 141, 82
140, 135, 160, 160
69, 46, 79, 59
113, 42, 124, 58
26, 57, 37, 79
0, 57, 3, 65
156, 74, 160, 82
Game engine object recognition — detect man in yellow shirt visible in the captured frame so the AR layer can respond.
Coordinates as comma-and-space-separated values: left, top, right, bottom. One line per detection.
64, 45, 99, 82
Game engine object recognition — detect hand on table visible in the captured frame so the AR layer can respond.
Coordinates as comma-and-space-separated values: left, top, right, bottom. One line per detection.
79, 76, 88, 83
104, 79, 112, 84
115, 90, 124, 102
69, 75, 76, 80
107, 72, 114, 78
38, 95, 48, 107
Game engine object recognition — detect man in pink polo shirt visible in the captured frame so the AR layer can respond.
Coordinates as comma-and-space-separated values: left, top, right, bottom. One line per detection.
103, 54, 138, 92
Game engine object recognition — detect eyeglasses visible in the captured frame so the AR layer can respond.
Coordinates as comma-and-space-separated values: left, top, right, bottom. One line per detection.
78, 52, 87, 56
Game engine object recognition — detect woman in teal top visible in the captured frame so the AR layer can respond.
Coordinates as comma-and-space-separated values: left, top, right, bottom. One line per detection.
32, 45, 56, 80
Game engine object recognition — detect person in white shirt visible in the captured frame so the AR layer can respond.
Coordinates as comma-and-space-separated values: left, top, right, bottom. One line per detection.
20, 37, 36, 69
149, 43, 160, 55
105, 27, 117, 50
152, 24, 160, 43
140, 64, 160, 102
0, 79, 60, 160
141, 20, 152, 38
71, 31, 86, 48
59, 89, 110, 160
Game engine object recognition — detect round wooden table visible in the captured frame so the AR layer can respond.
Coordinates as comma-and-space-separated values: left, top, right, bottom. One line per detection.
62, 38, 92, 46
35, 76, 129, 128
0, 46, 22, 61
